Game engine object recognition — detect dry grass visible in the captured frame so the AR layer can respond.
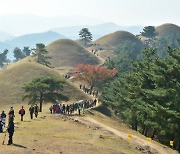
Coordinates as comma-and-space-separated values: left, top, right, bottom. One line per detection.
96, 31, 143, 49
155, 23, 180, 37
0, 104, 141, 154
46, 39, 100, 68
0, 61, 88, 105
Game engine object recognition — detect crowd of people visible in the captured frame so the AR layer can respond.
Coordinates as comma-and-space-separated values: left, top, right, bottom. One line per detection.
49, 98, 97, 116
80, 84, 98, 97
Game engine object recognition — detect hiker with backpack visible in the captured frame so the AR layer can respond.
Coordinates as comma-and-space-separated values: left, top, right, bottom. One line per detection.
19, 106, 25, 121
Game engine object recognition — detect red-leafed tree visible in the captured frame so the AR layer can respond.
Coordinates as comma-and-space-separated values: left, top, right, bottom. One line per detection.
73, 64, 117, 87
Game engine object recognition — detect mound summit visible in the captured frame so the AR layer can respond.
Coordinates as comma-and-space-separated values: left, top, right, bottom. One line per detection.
96, 31, 143, 49
46, 39, 100, 68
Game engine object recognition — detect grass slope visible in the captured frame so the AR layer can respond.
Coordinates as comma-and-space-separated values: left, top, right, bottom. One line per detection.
0, 104, 141, 154
46, 39, 100, 68
96, 31, 142, 49
156, 23, 180, 37
0, 61, 88, 105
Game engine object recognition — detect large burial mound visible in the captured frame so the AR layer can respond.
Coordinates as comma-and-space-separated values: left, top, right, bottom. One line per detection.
0, 61, 88, 105
156, 23, 180, 38
96, 31, 143, 49
46, 39, 100, 68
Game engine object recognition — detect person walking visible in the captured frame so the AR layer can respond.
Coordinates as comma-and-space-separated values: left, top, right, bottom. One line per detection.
8, 107, 15, 120
29, 105, 34, 119
62, 104, 66, 114
66, 105, 70, 115
77, 104, 81, 116
34, 104, 39, 118
19, 106, 25, 121
0, 119, 3, 133
7, 117, 14, 145
49, 106, 53, 114
1, 111, 6, 127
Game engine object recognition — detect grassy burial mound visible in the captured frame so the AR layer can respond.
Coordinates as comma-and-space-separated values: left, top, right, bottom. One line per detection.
0, 61, 88, 105
96, 31, 143, 50
154, 23, 180, 57
46, 39, 100, 68
156, 23, 180, 38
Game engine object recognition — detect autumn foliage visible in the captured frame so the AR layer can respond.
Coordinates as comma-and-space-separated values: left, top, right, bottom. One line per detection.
73, 64, 117, 86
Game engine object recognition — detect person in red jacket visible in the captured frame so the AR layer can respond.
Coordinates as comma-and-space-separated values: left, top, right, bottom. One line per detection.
19, 106, 25, 121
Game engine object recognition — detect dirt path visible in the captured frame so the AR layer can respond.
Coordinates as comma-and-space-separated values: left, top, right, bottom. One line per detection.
73, 116, 177, 154
86, 48, 105, 66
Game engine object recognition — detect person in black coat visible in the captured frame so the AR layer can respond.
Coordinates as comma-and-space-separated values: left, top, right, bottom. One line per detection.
29, 105, 34, 119
7, 117, 14, 145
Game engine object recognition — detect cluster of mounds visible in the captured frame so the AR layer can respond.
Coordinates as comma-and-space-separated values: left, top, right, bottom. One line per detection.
1, 23, 180, 106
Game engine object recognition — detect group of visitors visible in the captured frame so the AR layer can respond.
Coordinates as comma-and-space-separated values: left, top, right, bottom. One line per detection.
0, 104, 40, 145
49, 98, 97, 116
29, 104, 39, 119
0, 107, 15, 145
80, 84, 98, 97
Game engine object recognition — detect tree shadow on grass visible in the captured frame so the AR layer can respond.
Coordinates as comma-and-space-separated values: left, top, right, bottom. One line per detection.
92, 104, 112, 117
13, 144, 27, 149
23, 120, 31, 122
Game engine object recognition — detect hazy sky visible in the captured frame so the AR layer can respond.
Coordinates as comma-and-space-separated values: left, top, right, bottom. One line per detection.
0, 0, 179, 26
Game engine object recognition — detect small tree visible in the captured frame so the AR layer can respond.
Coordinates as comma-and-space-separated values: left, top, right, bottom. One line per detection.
22, 76, 69, 112
79, 28, 92, 45
32, 43, 51, 67
13, 47, 25, 61
0, 49, 8, 67
73, 64, 117, 87
23, 47, 31, 57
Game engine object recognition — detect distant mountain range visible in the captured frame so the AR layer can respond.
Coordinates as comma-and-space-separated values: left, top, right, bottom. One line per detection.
0, 14, 103, 35
0, 31, 65, 60
52, 22, 143, 40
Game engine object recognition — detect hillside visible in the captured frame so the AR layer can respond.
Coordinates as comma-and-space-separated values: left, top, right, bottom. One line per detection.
154, 23, 180, 57
0, 60, 88, 105
156, 23, 180, 37
0, 103, 177, 154
46, 39, 100, 69
96, 31, 143, 49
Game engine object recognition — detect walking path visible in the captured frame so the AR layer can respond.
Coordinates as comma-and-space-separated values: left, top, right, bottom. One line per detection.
72, 115, 177, 154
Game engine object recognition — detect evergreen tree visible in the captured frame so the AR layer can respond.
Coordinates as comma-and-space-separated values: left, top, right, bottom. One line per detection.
32, 43, 51, 67
13, 47, 25, 61
23, 46, 31, 57
141, 26, 157, 46
22, 76, 69, 112
101, 47, 180, 150
79, 28, 92, 45
0, 49, 8, 67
